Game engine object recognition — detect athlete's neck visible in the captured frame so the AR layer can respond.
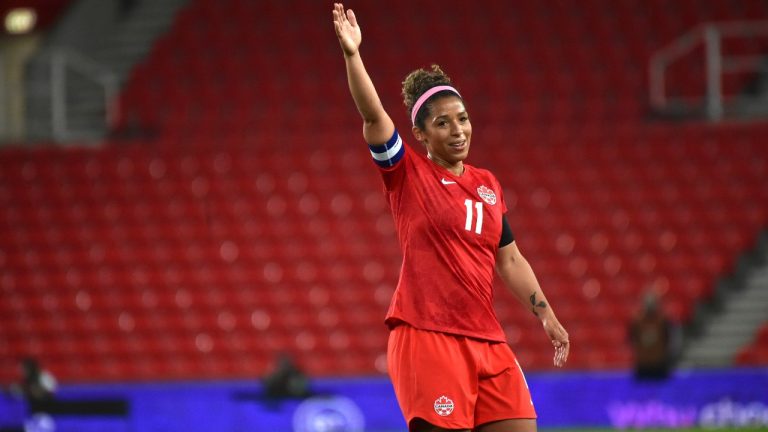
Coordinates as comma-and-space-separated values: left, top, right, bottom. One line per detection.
428, 154, 464, 176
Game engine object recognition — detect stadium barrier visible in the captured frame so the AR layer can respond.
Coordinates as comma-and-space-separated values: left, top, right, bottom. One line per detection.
1, 368, 766, 431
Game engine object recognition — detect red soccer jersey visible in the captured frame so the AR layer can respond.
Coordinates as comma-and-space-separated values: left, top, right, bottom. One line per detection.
369, 130, 508, 342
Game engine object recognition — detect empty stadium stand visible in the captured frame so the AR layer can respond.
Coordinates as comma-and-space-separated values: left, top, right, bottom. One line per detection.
1, 0, 767, 383
737, 321, 768, 365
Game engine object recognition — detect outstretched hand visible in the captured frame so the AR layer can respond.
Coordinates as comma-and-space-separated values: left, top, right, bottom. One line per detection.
333, 3, 361, 57
543, 315, 570, 367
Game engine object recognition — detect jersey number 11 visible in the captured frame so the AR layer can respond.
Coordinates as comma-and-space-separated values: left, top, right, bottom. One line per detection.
464, 199, 484, 235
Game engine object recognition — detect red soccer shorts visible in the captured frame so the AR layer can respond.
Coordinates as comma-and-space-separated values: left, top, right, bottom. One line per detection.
387, 324, 536, 430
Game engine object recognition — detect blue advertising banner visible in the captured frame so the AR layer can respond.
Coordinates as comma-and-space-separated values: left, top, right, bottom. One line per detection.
532, 368, 768, 429
1, 368, 766, 431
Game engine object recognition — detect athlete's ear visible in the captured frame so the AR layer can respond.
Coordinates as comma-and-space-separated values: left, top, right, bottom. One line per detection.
412, 125, 426, 143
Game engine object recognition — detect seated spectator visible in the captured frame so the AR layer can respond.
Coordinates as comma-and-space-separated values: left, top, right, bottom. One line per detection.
7, 357, 57, 417
263, 354, 311, 399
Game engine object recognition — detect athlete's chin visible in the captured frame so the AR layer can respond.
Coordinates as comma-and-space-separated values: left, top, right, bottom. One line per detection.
451, 148, 470, 161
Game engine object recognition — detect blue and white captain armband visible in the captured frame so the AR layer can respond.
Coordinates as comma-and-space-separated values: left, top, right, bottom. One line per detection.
369, 130, 404, 168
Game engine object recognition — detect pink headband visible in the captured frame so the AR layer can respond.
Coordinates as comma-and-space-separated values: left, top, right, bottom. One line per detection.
410, 85, 461, 126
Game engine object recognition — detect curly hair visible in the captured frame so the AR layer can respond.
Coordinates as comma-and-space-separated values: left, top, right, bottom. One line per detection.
402, 64, 462, 130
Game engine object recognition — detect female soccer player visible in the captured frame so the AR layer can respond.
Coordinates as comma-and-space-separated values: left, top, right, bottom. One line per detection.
333, 4, 570, 432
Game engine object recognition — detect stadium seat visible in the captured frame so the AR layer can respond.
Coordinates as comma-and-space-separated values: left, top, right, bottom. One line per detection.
2, 0, 768, 382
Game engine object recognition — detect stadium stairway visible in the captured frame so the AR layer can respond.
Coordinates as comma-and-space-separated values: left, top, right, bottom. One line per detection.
23, 0, 189, 141
84, 0, 190, 82
680, 230, 768, 367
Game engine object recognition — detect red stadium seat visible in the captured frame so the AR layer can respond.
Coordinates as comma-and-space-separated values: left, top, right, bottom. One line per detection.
2, 0, 768, 381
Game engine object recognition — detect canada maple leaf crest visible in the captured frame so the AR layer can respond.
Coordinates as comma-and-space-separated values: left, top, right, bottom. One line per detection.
434, 395, 455, 416
477, 185, 497, 205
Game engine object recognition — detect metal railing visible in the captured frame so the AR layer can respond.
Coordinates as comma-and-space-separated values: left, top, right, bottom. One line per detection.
649, 21, 768, 121
50, 48, 119, 141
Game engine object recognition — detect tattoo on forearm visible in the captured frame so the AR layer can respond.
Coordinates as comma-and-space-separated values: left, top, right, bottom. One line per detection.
529, 292, 547, 316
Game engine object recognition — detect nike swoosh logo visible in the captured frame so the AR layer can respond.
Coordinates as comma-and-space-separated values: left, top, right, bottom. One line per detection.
441, 178, 457, 185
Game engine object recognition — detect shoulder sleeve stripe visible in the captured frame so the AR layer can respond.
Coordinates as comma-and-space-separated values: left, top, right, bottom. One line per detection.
369, 130, 404, 168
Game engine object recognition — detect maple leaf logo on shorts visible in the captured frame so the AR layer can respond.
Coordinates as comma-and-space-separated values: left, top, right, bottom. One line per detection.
434, 395, 455, 416
477, 185, 497, 205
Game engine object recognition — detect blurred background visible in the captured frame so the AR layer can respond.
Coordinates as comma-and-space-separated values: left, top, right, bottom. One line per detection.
0, 0, 766, 431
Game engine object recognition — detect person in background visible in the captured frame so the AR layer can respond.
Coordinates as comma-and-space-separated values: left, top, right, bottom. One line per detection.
263, 354, 311, 400
629, 292, 675, 380
8, 357, 57, 415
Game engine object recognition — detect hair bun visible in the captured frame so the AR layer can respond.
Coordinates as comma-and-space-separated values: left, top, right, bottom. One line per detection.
402, 65, 455, 127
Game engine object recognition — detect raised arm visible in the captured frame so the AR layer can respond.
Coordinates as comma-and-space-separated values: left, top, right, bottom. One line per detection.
496, 241, 570, 367
333, 3, 395, 145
